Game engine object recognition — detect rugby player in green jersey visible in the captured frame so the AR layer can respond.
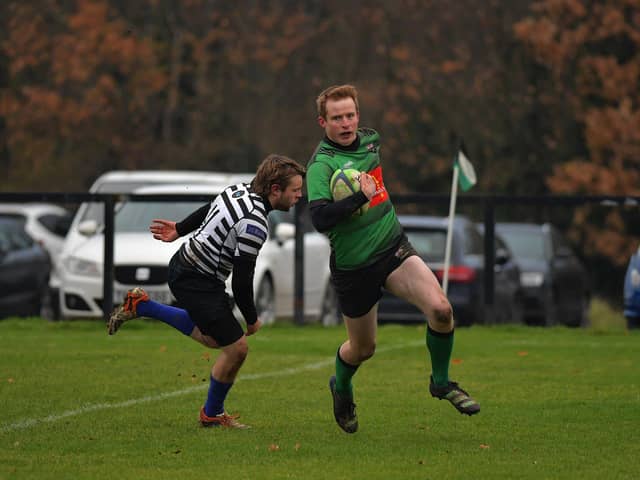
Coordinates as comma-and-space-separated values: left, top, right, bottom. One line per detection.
306, 84, 480, 434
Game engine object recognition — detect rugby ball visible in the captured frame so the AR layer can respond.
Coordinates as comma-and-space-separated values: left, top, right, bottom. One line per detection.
330, 168, 369, 216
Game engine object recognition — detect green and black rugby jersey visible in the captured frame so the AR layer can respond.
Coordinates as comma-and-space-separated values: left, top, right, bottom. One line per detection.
307, 128, 402, 270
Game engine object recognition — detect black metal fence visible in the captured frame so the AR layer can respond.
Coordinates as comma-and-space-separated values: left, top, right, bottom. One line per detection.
1, 191, 638, 323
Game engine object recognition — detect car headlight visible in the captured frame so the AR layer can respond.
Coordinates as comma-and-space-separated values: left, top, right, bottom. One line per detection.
64, 256, 102, 277
520, 271, 544, 288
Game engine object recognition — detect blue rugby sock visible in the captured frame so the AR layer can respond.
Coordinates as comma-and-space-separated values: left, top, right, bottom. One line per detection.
136, 300, 195, 336
204, 376, 233, 416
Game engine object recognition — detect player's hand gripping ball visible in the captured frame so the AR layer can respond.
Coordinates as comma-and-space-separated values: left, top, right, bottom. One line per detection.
330, 168, 370, 216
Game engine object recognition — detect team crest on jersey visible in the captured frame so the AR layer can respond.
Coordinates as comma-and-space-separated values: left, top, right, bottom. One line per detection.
366, 143, 378, 153
232, 190, 245, 198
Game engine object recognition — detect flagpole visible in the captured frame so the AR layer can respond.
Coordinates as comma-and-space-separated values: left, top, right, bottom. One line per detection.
443, 161, 460, 294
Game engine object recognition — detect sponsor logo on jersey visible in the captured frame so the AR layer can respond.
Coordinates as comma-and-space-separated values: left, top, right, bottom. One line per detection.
246, 224, 267, 241
232, 190, 245, 198
367, 165, 389, 208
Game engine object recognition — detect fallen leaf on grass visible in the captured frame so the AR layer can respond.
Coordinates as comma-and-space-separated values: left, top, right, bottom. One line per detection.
451, 358, 463, 365
294, 443, 301, 451
480, 444, 490, 449
269, 444, 280, 452
7, 378, 15, 383
202, 352, 211, 362
159, 345, 167, 352
517, 351, 528, 356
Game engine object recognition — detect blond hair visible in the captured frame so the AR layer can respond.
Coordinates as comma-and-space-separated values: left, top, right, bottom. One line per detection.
251, 154, 306, 197
316, 84, 359, 119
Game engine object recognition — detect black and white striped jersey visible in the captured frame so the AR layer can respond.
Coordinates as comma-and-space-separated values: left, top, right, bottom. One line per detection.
179, 183, 269, 282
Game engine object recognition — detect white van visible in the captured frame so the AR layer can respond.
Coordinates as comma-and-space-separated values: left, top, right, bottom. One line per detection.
57, 170, 253, 319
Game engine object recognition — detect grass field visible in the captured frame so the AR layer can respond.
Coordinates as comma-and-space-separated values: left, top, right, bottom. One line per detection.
1, 303, 638, 480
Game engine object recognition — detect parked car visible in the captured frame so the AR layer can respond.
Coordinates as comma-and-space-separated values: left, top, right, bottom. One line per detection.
0, 203, 73, 319
57, 170, 254, 319
250, 206, 339, 326
377, 215, 523, 326
495, 222, 591, 327
58, 183, 339, 325
0, 203, 72, 263
0, 216, 51, 318
623, 245, 640, 329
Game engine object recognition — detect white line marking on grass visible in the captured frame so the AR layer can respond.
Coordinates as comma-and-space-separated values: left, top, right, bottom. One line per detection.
1, 340, 423, 433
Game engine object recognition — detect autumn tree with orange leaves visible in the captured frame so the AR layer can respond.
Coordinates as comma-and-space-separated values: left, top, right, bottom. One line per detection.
515, 0, 640, 264
0, 0, 166, 190
0, 0, 638, 292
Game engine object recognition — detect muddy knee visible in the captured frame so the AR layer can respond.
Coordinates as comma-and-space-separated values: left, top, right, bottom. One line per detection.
432, 302, 453, 329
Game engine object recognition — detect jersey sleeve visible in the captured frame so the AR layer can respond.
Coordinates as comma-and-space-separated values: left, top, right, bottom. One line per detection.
235, 217, 268, 259
232, 255, 258, 325
175, 204, 210, 236
306, 161, 334, 202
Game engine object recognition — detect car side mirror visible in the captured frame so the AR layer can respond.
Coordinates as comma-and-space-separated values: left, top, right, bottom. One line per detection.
78, 219, 99, 236
495, 247, 511, 266
274, 223, 295, 244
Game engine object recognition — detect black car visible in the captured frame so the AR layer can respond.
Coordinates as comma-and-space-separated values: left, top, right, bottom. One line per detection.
0, 217, 51, 318
378, 215, 522, 326
495, 222, 590, 327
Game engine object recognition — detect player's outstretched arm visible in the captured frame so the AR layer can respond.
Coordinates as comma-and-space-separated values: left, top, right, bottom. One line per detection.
150, 219, 179, 242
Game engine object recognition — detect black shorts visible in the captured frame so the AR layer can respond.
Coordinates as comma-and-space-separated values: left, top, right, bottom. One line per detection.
167, 252, 244, 347
330, 235, 417, 318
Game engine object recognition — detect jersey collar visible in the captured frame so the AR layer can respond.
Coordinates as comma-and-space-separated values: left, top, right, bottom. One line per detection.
324, 134, 360, 152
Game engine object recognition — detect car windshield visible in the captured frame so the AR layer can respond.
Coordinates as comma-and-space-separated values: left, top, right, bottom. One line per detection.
81, 181, 195, 226
115, 201, 205, 233
404, 229, 447, 263
499, 230, 545, 260
0, 218, 33, 251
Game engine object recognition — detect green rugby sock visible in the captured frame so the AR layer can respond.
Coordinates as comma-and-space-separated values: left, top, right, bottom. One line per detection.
426, 326, 453, 387
335, 349, 359, 398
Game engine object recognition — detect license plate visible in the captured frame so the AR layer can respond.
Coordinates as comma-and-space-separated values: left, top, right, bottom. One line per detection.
114, 288, 174, 305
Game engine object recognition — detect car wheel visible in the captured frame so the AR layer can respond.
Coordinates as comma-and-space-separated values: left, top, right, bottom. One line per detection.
538, 290, 557, 327
255, 276, 276, 325
566, 295, 590, 328
41, 287, 61, 321
24, 289, 44, 317
504, 297, 524, 325
525, 304, 553, 327
319, 281, 342, 326
627, 316, 640, 329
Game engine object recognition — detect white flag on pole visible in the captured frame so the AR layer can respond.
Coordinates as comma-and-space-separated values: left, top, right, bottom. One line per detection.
443, 145, 477, 294
455, 149, 477, 192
